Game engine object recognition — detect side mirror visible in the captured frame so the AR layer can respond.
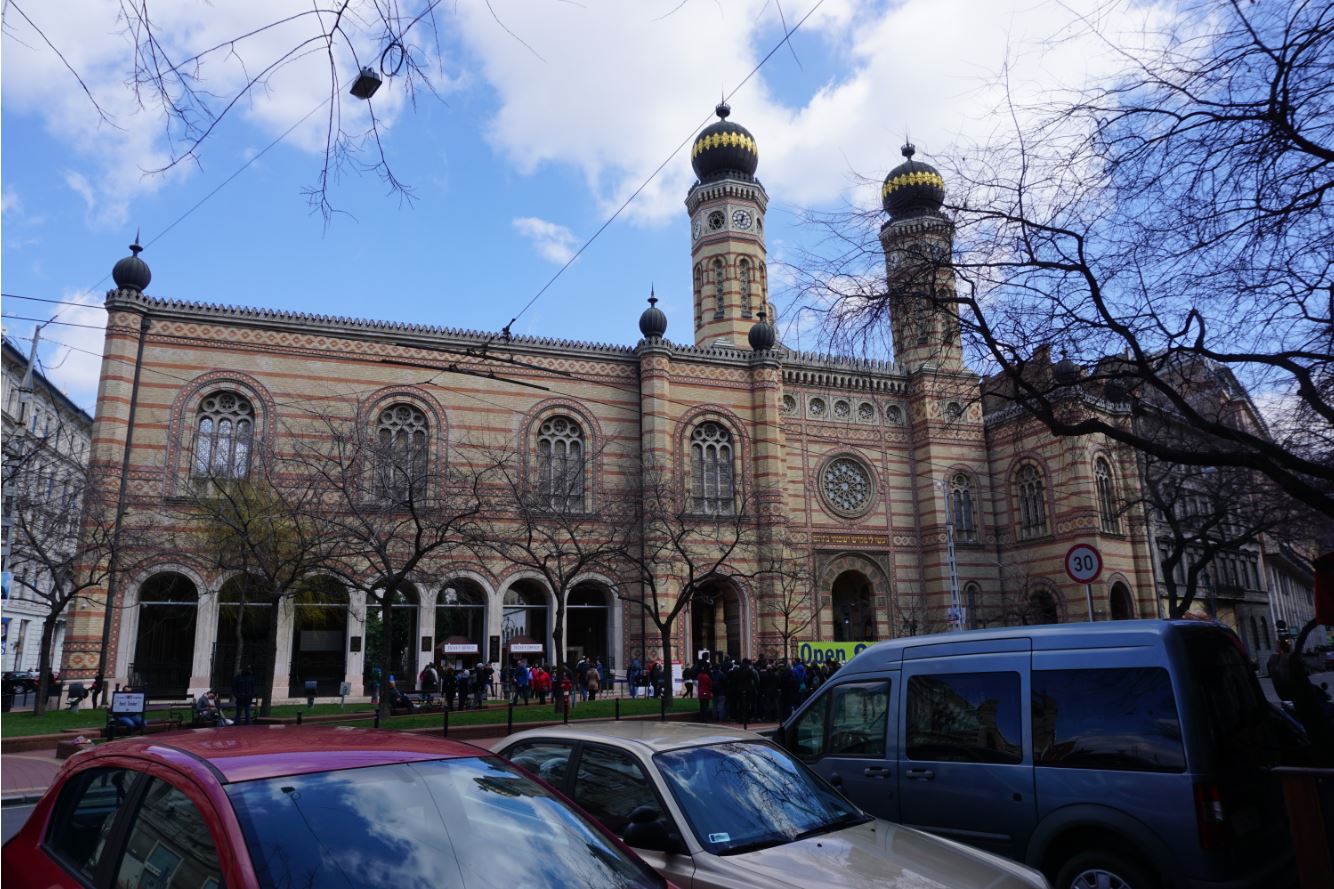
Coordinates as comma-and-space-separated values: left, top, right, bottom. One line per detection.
623, 805, 686, 855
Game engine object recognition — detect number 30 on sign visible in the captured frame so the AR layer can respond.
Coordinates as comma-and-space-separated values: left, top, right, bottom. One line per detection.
1065, 544, 1103, 584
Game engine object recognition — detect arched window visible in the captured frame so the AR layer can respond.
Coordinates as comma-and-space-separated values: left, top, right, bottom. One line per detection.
691, 422, 734, 515
1095, 457, 1120, 533
376, 403, 429, 502
712, 259, 725, 320
192, 391, 254, 479
964, 582, 980, 629
693, 264, 703, 328
1015, 463, 1048, 539
950, 473, 977, 543
739, 259, 753, 318
537, 415, 585, 512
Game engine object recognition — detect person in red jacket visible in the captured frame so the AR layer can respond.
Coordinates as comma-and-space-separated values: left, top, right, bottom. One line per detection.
532, 666, 551, 705
695, 663, 713, 721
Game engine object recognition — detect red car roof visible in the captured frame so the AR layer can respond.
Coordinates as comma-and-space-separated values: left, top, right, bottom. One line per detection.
91, 725, 487, 784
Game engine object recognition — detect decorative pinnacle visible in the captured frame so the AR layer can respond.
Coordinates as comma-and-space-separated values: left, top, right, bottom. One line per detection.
715, 101, 731, 120
901, 142, 916, 160
130, 229, 143, 256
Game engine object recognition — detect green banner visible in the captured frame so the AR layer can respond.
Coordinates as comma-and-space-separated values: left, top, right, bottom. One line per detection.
797, 640, 874, 664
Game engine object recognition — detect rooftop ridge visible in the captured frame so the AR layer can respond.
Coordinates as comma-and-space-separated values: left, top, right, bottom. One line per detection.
105, 290, 637, 356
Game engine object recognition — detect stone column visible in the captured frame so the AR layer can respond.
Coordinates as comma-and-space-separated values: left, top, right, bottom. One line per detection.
270, 597, 296, 702
417, 586, 439, 678
189, 589, 220, 694
345, 589, 367, 698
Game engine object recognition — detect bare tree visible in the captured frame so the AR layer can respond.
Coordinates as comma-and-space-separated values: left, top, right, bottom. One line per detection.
2, 1, 549, 219
610, 459, 762, 700
290, 407, 485, 716
2, 442, 148, 715
474, 439, 635, 692
174, 444, 343, 716
762, 543, 817, 660
790, 0, 1332, 516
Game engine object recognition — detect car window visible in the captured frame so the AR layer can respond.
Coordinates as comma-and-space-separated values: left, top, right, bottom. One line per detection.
115, 778, 224, 889
572, 745, 659, 837
1183, 628, 1272, 769
655, 741, 867, 856
503, 740, 574, 789
1033, 668, 1184, 772
225, 756, 664, 889
45, 767, 143, 880
789, 696, 827, 759
827, 682, 890, 757
906, 671, 1022, 764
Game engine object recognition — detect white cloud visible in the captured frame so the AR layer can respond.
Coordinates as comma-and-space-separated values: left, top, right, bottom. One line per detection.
64, 170, 97, 212
34, 292, 106, 411
2, 187, 22, 217
512, 216, 579, 265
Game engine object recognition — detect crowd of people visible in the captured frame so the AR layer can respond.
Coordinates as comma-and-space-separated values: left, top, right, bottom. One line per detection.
684, 655, 842, 722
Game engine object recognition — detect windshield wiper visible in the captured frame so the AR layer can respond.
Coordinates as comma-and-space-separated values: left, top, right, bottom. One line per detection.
717, 836, 790, 856
789, 812, 873, 841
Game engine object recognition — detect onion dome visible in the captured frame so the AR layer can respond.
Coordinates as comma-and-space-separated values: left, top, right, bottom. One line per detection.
112, 235, 151, 292
881, 143, 945, 220
748, 309, 776, 351
639, 291, 668, 339
1053, 356, 1081, 385
691, 103, 759, 182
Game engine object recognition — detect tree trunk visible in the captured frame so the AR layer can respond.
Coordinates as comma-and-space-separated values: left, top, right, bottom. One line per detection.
231, 586, 249, 678
659, 623, 675, 702
379, 594, 394, 719
33, 616, 58, 717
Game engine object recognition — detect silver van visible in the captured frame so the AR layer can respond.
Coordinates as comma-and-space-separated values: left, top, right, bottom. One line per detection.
778, 620, 1296, 889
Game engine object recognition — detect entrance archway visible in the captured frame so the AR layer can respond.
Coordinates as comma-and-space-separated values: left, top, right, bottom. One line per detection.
436, 579, 487, 667
691, 578, 743, 661
831, 570, 877, 642
503, 580, 551, 662
365, 584, 419, 687
133, 572, 198, 696
1109, 582, 1134, 620
289, 577, 348, 696
212, 574, 272, 692
566, 583, 611, 667
1026, 589, 1060, 625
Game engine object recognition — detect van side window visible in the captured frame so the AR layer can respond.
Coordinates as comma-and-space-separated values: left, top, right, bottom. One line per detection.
790, 697, 827, 760
906, 672, 1022, 764
828, 682, 890, 757
1033, 668, 1184, 772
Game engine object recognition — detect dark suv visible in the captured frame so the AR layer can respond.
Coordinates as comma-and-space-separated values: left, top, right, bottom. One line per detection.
780, 620, 1296, 889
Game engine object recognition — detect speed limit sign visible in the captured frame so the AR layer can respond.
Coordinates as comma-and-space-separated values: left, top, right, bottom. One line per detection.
1065, 544, 1103, 584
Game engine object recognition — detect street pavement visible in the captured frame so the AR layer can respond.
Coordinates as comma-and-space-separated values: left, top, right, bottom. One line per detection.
2, 804, 36, 844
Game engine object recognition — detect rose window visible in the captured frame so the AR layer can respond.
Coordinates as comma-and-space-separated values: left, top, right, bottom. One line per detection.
808, 398, 827, 418
858, 402, 875, 422
833, 400, 851, 419
823, 457, 873, 514
782, 394, 797, 415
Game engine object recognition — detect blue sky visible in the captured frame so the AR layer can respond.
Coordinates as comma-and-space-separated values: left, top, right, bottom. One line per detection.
1, 0, 1160, 411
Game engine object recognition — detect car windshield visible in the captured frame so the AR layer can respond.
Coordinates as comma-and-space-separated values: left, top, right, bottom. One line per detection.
654, 741, 869, 855
225, 755, 664, 889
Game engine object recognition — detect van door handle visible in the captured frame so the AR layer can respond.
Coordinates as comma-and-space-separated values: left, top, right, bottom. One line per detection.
863, 766, 891, 779
904, 768, 935, 781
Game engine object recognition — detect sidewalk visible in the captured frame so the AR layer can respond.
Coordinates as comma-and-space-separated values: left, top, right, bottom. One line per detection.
2, 748, 62, 803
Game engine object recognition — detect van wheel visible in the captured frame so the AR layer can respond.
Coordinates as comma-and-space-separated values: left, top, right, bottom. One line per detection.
1055, 850, 1157, 889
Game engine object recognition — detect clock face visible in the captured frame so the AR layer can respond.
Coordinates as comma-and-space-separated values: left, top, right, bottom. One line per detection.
707, 210, 725, 231
692, 218, 704, 240
732, 209, 753, 230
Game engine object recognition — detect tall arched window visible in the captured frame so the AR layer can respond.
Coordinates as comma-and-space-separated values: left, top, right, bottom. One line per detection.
691, 422, 734, 515
537, 415, 585, 512
712, 259, 725, 320
192, 391, 254, 479
739, 259, 753, 318
950, 473, 977, 543
1095, 457, 1120, 533
1015, 463, 1048, 539
376, 403, 429, 502
693, 264, 703, 328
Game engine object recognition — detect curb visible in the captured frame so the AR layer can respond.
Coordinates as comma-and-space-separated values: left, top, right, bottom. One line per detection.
2, 793, 43, 807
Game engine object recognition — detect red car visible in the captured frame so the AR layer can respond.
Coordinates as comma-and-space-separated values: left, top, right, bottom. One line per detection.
3, 725, 674, 889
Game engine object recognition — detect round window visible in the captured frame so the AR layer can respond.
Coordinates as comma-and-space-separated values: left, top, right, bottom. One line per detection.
822, 457, 874, 515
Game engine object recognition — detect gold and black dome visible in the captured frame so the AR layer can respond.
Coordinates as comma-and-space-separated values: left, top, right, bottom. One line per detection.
881, 143, 945, 220
691, 103, 758, 182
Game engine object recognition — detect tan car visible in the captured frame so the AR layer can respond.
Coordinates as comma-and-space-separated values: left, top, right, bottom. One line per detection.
495, 721, 1048, 889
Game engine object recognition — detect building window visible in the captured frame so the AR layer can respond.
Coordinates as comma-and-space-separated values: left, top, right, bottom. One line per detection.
1015, 463, 1048, 539
950, 473, 977, 543
712, 259, 725, 320
192, 391, 254, 479
691, 422, 734, 515
1095, 458, 1120, 533
376, 403, 429, 502
536, 415, 585, 512
693, 264, 703, 328
739, 259, 753, 318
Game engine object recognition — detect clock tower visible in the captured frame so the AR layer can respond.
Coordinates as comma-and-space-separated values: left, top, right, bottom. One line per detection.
686, 104, 770, 348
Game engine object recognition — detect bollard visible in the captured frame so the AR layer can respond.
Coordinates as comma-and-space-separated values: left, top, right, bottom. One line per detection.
442, 706, 449, 738
374, 708, 381, 729
742, 692, 748, 731
660, 691, 667, 722
615, 698, 621, 720
507, 702, 514, 735
297, 712, 303, 726
563, 693, 570, 725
